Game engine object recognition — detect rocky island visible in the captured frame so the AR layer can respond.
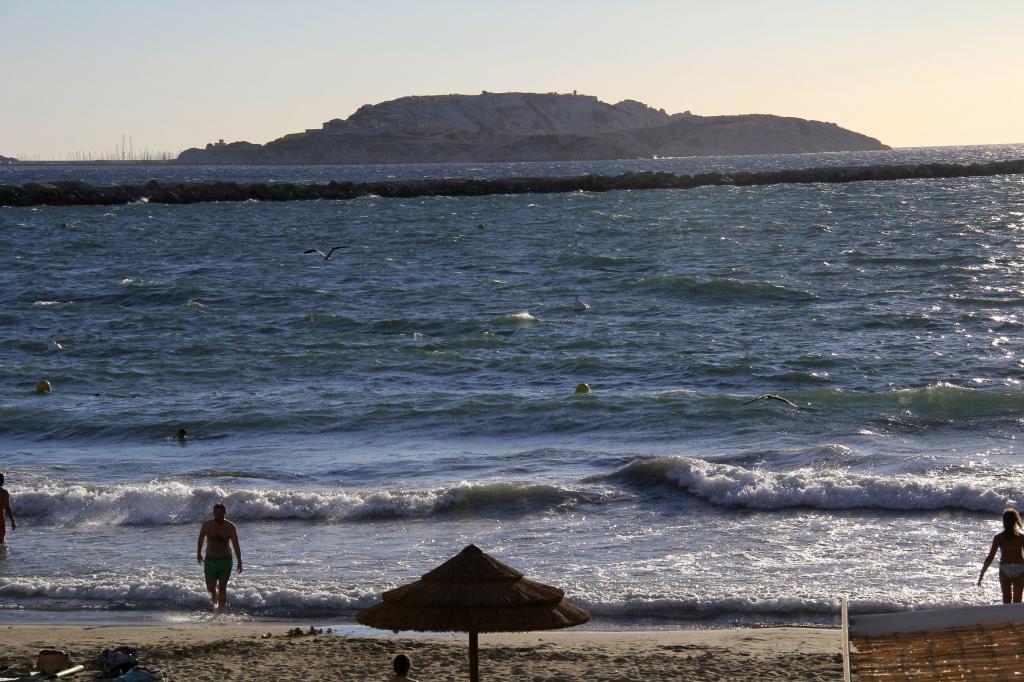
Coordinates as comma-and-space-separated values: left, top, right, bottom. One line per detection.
177, 92, 888, 165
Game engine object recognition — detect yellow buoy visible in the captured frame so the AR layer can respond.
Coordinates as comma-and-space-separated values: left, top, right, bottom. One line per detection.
574, 383, 591, 394
36, 380, 52, 394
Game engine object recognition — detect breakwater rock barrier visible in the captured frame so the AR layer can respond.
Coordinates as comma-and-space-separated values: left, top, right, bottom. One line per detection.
2, 159, 1023, 207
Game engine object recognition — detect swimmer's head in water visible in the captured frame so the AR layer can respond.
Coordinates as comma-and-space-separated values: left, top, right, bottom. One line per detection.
177, 428, 188, 441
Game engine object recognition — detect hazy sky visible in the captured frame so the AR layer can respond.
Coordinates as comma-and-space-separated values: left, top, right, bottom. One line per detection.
2, 0, 1021, 158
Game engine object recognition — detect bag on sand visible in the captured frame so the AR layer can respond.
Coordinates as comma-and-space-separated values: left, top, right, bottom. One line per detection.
102, 646, 139, 676
36, 649, 71, 675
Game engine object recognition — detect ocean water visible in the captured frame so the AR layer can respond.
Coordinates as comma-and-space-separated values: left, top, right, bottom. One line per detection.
1, 144, 1024, 628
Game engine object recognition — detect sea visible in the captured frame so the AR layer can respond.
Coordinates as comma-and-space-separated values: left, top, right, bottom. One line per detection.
2, 144, 1024, 629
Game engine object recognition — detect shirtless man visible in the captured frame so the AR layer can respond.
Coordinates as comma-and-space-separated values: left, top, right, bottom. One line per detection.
197, 503, 242, 613
0, 473, 14, 543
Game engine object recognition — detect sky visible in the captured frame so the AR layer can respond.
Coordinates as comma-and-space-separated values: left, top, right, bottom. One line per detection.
1, 0, 1022, 159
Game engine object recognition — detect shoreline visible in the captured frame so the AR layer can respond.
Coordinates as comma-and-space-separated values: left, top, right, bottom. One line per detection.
0, 609, 840, 631
0, 624, 843, 680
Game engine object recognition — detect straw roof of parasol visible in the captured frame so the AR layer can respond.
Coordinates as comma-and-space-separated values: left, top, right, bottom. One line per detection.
356, 544, 590, 633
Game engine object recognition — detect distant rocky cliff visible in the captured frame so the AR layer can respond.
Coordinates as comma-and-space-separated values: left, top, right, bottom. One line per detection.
0, 154, 15, 164
177, 92, 888, 165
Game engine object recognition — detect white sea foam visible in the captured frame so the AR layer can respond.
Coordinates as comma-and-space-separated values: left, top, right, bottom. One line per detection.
577, 594, 973, 620
494, 311, 537, 323
0, 575, 377, 615
12, 479, 608, 526
0, 575, 970, 620
607, 456, 1018, 512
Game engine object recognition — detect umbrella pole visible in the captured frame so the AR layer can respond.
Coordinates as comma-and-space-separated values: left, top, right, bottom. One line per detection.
469, 630, 479, 682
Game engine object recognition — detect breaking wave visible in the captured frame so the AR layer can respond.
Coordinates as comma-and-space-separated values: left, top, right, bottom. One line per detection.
603, 455, 1018, 513
12, 480, 613, 526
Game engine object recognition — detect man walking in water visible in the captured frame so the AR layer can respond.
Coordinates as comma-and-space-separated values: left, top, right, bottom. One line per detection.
0, 473, 14, 543
197, 503, 242, 613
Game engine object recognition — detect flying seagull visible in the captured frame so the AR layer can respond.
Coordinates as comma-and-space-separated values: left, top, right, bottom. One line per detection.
742, 394, 799, 409
304, 246, 350, 261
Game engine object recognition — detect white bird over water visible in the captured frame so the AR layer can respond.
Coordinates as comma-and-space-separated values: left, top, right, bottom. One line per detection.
572, 295, 590, 312
47, 337, 64, 352
742, 394, 799, 409
304, 245, 351, 261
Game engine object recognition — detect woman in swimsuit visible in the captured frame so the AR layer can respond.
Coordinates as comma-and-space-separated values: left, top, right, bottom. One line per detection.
978, 508, 1024, 603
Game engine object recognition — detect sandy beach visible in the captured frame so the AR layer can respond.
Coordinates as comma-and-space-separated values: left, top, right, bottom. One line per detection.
0, 624, 842, 681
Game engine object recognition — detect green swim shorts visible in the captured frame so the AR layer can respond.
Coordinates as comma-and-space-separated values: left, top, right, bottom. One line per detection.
203, 556, 233, 584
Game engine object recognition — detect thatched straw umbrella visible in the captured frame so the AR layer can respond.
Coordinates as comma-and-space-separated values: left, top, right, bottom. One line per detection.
356, 544, 590, 681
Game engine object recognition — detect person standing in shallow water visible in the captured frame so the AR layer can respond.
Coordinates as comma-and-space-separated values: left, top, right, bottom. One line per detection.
978, 508, 1024, 603
0, 473, 14, 543
197, 503, 242, 613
